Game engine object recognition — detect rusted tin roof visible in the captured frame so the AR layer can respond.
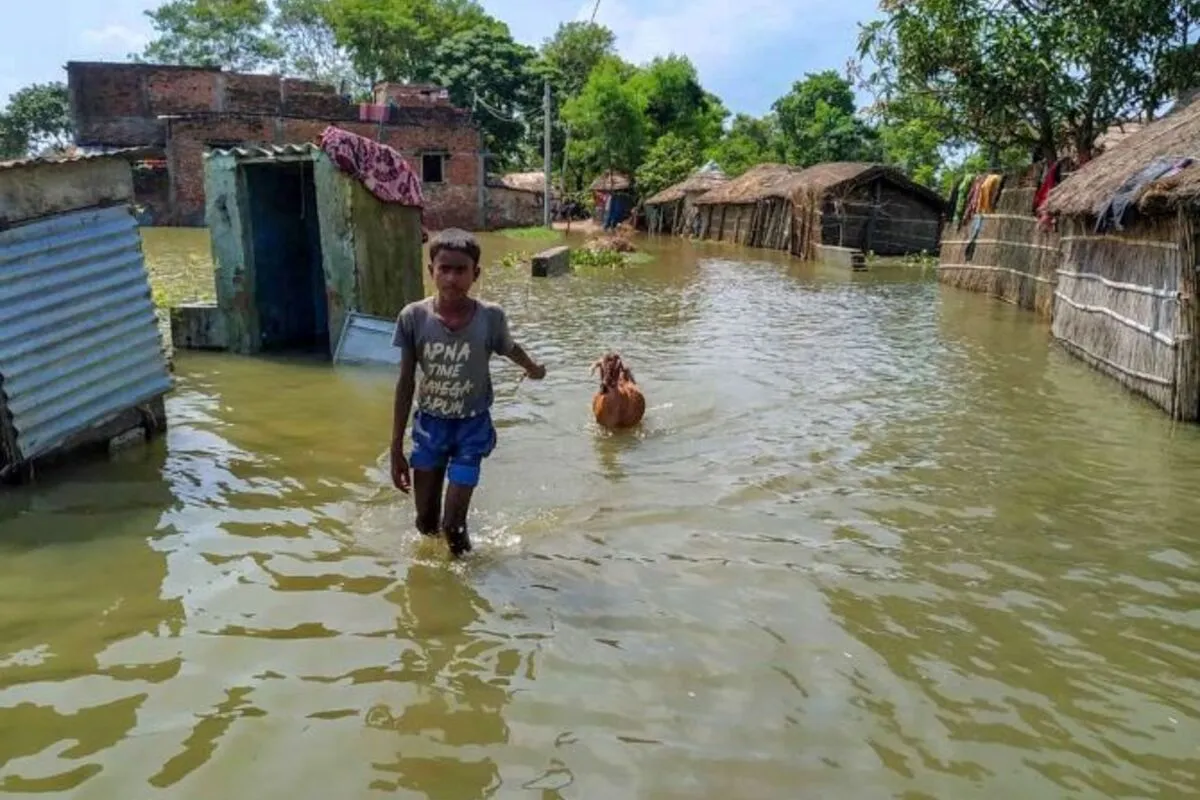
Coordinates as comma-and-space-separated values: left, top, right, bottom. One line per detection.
0, 146, 161, 172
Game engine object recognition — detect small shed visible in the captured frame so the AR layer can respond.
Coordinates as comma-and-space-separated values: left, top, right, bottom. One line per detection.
643, 163, 728, 235
694, 163, 805, 249
1042, 94, 1200, 420
790, 162, 947, 259
0, 150, 173, 481
202, 129, 425, 356
590, 170, 634, 228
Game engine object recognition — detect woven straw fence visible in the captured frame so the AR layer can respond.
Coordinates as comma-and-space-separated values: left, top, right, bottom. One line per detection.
698, 199, 793, 251
938, 186, 1061, 319
1050, 213, 1199, 420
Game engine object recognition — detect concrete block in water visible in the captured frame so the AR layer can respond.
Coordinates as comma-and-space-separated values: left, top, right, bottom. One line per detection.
170, 302, 228, 350
817, 245, 867, 271
531, 245, 571, 278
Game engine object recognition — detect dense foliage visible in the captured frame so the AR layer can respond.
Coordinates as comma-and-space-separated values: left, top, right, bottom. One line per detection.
7, 0, 1195, 187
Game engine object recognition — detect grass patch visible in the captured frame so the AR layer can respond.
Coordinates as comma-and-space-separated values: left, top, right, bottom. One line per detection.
499, 226, 562, 242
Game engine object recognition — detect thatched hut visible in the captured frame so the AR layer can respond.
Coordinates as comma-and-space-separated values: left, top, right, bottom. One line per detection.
498, 171, 550, 194
643, 163, 728, 235
789, 162, 946, 259
589, 170, 634, 228
695, 161, 946, 257
1041, 95, 1200, 420
694, 163, 805, 249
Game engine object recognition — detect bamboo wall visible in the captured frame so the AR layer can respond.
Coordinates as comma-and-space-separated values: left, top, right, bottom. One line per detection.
646, 201, 679, 234
1051, 213, 1199, 420
820, 183, 942, 255
698, 199, 793, 251
938, 185, 1061, 318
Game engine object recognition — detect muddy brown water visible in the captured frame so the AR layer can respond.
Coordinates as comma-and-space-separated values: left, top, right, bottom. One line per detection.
1, 228, 1198, 798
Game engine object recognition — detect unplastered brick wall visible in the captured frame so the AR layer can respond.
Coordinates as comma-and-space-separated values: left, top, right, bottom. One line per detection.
67, 61, 355, 147
165, 114, 482, 229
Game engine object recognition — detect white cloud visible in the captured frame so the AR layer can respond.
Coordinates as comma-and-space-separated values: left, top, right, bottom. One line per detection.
81, 24, 148, 52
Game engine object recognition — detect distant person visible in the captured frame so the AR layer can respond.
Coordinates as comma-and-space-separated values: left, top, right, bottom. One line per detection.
389, 229, 546, 557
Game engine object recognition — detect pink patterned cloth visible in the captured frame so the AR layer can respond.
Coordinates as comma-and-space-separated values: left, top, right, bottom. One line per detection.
318, 126, 424, 208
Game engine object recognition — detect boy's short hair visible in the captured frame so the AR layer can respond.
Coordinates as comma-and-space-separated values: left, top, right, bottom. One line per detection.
429, 228, 481, 266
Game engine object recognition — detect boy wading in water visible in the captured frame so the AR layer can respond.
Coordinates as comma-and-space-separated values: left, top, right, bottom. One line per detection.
390, 229, 546, 556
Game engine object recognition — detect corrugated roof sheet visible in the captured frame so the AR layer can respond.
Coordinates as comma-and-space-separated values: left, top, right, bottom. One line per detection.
0, 205, 173, 460
203, 143, 321, 160
0, 146, 161, 172
333, 311, 401, 368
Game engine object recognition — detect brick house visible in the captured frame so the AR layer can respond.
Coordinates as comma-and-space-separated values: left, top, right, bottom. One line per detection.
66, 61, 483, 229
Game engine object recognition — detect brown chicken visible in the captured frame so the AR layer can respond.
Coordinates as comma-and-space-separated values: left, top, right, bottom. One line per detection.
590, 352, 646, 429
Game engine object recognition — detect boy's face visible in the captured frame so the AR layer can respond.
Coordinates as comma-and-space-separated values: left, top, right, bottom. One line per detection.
429, 249, 479, 300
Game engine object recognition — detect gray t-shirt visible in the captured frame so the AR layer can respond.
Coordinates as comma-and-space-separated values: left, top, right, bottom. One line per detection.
392, 297, 515, 419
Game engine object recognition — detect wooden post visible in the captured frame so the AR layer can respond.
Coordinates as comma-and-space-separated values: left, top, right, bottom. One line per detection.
866, 178, 881, 253
543, 80, 552, 228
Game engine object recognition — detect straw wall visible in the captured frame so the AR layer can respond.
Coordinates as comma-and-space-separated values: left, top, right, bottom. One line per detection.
938, 185, 1061, 318
646, 200, 680, 234
698, 199, 793, 251
819, 183, 942, 255
1050, 212, 1198, 420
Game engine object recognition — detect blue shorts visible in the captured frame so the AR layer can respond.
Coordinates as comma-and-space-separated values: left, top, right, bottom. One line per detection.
409, 410, 496, 487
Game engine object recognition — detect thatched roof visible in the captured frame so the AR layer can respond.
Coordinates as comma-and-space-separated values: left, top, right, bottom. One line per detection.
694, 161, 945, 209
495, 171, 549, 194
1045, 96, 1200, 217
644, 165, 729, 205
790, 162, 946, 210
692, 163, 805, 205
590, 170, 632, 191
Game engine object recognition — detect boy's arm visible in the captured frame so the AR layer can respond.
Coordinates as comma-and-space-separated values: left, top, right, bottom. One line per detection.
493, 306, 545, 378
392, 350, 416, 447
389, 351, 416, 492
505, 342, 543, 377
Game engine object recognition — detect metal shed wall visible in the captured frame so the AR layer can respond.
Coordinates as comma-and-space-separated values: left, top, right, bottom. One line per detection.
0, 205, 173, 461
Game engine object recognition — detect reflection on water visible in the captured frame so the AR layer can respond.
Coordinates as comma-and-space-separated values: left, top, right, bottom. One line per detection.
0, 229, 1198, 797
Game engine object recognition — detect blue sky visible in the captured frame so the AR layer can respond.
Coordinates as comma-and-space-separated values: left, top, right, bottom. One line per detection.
0, 0, 881, 117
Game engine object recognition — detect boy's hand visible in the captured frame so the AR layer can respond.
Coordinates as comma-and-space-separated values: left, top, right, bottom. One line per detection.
526, 363, 546, 380
390, 441, 411, 493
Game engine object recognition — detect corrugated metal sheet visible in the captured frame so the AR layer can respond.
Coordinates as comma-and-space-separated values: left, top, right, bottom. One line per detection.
333, 311, 400, 367
204, 143, 320, 162
0, 146, 161, 172
0, 205, 173, 460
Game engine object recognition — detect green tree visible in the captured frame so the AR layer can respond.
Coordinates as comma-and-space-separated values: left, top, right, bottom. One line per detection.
772, 70, 880, 167
539, 21, 617, 100
866, 91, 951, 187
627, 55, 727, 150
560, 56, 648, 179
272, 0, 364, 93
140, 0, 282, 70
635, 132, 703, 200
426, 26, 539, 168
0, 83, 73, 158
709, 113, 784, 177
327, 0, 504, 83
857, 0, 1200, 162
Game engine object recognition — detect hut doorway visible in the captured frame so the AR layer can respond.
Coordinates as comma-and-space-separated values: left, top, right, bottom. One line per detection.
242, 161, 329, 354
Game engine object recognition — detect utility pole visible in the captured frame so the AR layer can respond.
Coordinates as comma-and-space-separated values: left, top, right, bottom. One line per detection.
543, 79, 552, 228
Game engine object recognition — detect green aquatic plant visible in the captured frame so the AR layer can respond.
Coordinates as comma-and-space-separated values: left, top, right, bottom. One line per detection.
497, 250, 530, 269
572, 248, 631, 269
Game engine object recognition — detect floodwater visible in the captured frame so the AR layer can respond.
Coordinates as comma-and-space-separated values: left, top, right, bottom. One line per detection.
1, 228, 1199, 799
